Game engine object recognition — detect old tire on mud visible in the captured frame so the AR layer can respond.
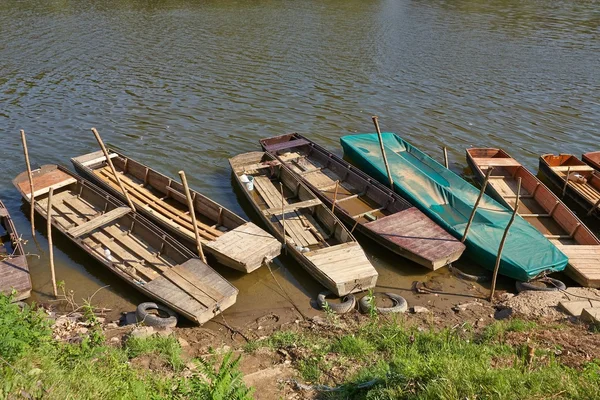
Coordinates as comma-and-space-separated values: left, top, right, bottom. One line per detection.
359, 293, 408, 314
449, 264, 491, 283
316, 291, 356, 314
136, 302, 178, 328
515, 277, 566, 293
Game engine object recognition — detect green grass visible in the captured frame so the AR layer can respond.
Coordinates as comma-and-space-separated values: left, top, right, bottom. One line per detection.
0, 294, 252, 400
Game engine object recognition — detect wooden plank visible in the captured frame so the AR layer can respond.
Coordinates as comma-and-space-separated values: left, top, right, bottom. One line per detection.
263, 198, 322, 216
67, 206, 131, 237
474, 158, 522, 167
240, 160, 281, 172
162, 268, 213, 307
263, 139, 309, 152
171, 263, 225, 302
72, 150, 119, 167
552, 166, 594, 172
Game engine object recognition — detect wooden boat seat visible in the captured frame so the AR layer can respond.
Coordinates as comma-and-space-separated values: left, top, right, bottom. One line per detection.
552, 165, 594, 172
253, 176, 319, 247
241, 160, 281, 173
474, 158, 522, 167
67, 206, 131, 237
262, 198, 322, 216
263, 139, 310, 153
72, 150, 119, 167
17, 168, 77, 200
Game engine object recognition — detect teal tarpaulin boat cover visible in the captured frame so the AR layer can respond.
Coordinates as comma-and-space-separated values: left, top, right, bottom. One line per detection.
341, 133, 568, 282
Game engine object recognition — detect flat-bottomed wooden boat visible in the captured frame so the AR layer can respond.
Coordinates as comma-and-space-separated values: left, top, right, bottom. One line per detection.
467, 148, 600, 288
229, 152, 378, 296
0, 199, 31, 301
539, 154, 600, 219
71, 150, 281, 273
13, 165, 237, 324
260, 133, 465, 270
583, 151, 600, 172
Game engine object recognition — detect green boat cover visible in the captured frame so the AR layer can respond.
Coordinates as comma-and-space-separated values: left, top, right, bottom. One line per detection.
340, 133, 568, 282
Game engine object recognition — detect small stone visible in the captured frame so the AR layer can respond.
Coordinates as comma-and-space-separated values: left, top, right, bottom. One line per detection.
452, 301, 482, 312
494, 308, 513, 320
178, 337, 190, 347
76, 327, 89, 335
310, 316, 326, 326
96, 317, 105, 324
498, 293, 515, 302
54, 316, 69, 327
109, 336, 120, 343
215, 345, 231, 354
411, 306, 429, 313
155, 327, 173, 337
105, 322, 119, 329
130, 326, 154, 339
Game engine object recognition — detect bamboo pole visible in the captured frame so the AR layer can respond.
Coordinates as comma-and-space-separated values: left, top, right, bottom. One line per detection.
91, 128, 137, 212
588, 199, 600, 217
443, 147, 449, 169
178, 171, 207, 264
20, 130, 36, 237
561, 166, 571, 198
46, 188, 58, 297
280, 183, 286, 248
372, 116, 394, 190
331, 181, 339, 213
489, 178, 521, 302
461, 167, 494, 243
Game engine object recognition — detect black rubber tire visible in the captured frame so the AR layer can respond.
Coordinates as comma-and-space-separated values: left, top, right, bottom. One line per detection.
449, 264, 491, 283
359, 293, 408, 314
135, 302, 178, 328
316, 291, 356, 314
515, 277, 566, 293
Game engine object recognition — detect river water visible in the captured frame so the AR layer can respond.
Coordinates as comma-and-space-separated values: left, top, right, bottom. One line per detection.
1, 0, 598, 323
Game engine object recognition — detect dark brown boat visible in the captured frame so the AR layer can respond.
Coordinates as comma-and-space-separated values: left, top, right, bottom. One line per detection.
583, 152, 600, 172
259, 133, 465, 270
71, 150, 281, 273
229, 151, 378, 296
0, 199, 31, 301
538, 154, 600, 219
13, 165, 237, 324
467, 148, 600, 288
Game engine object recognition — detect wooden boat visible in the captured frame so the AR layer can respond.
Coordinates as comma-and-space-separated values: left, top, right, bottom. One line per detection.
467, 148, 600, 288
341, 133, 568, 282
259, 133, 465, 270
13, 165, 237, 324
0, 199, 31, 301
229, 152, 378, 296
71, 150, 281, 273
583, 151, 600, 172
538, 154, 600, 219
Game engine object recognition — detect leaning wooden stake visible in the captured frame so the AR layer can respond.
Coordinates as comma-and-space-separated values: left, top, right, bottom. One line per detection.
46, 188, 58, 297
91, 128, 137, 212
443, 147, 449, 169
490, 178, 521, 302
280, 183, 286, 248
331, 181, 340, 213
561, 166, 571, 198
372, 116, 394, 190
179, 171, 207, 264
462, 167, 494, 243
20, 130, 36, 237
588, 199, 600, 217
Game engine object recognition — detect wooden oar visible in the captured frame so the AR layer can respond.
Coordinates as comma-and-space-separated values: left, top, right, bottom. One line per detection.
462, 167, 493, 243
91, 128, 137, 212
179, 171, 207, 264
372, 116, 394, 190
46, 187, 58, 297
20, 130, 36, 237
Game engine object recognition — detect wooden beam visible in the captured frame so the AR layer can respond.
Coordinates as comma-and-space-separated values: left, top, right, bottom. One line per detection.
20, 130, 36, 237
67, 206, 131, 238
46, 188, 58, 297
263, 198, 322, 216
179, 170, 207, 264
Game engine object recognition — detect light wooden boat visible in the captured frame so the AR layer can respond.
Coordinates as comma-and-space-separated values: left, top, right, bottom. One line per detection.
259, 133, 465, 270
0, 199, 31, 301
229, 152, 378, 296
71, 150, 281, 273
467, 148, 600, 287
583, 152, 600, 172
538, 154, 600, 219
13, 165, 237, 324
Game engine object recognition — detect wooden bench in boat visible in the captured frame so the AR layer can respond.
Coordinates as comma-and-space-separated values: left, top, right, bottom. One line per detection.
67, 206, 131, 237
551, 165, 595, 173
473, 158, 523, 168
253, 176, 320, 248
262, 198, 322, 216
16, 168, 77, 200
263, 138, 310, 153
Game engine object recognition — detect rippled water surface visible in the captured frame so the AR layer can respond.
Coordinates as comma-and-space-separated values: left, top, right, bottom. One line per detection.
1, 0, 598, 318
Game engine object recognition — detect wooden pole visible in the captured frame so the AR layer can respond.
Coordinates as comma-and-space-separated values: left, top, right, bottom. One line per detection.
372, 116, 394, 190
588, 199, 600, 217
46, 188, 58, 297
443, 147, 449, 169
91, 128, 137, 212
280, 183, 286, 248
20, 130, 36, 237
489, 178, 521, 302
462, 167, 494, 243
561, 166, 571, 198
178, 170, 207, 264
331, 181, 339, 213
